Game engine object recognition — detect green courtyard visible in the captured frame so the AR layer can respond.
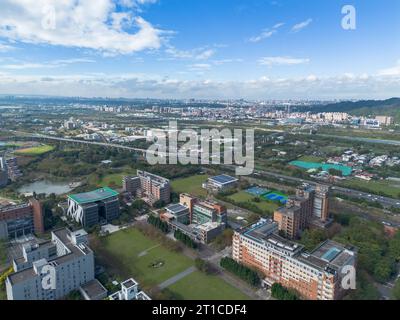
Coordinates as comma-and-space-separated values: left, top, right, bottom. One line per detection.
94, 227, 250, 300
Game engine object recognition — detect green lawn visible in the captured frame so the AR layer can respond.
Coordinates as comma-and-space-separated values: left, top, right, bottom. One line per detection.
97, 173, 126, 188
340, 179, 400, 198
15, 144, 55, 155
96, 228, 251, 300
166, 271, 250, 300
98, 228, 193, 287
228, 191, 279, 212
298, 155, 325, 162
88, 167, 137, 188
171, 174, 209, 197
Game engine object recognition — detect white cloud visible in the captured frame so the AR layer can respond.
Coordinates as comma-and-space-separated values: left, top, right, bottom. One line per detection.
164, 46, 216, 60
249, 30, 276, 43
291, 18, 313, 33
0, 58, 95, 70
0, 0, 162, 55
248, 22, 284, 43
259, 56, 310, 66
0, 43, 15, 52
378, 60, 400, 76
0, 72, 398, 100
188, 63, 212, 72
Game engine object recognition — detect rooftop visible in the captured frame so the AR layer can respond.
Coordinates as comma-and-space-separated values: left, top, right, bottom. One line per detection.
209, 174, 238, 185
68, 187, 119, 205
165, 203, 188, 215
80, 279, 108, 300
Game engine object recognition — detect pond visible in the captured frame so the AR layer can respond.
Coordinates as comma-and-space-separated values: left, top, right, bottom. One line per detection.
18, 180, 74, 196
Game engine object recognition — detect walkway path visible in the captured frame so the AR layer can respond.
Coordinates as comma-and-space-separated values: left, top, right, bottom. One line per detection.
157, 266, 196, 290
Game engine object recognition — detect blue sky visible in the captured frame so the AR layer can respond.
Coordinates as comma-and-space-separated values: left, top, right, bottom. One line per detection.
0, 0, 399, 99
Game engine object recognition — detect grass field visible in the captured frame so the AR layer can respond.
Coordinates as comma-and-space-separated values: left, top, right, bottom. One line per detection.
88, 167, 137, 188
15, 144, 54, 156
97, 228, 193, 287
228, 191, 279, 212
298, 155, 325, 162
97, 173, 126, 188
166, 271, 250, 300
95, 228, 250, 300
340, 179, 400, 198
171, 174, 209, 197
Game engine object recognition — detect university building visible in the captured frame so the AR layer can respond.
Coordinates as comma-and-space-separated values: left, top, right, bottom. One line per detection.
123, 170, 170, 205
233, 219, 357, 300
0, 199, 45, 240
67, 187, 120, 228
6, 229, 95, 300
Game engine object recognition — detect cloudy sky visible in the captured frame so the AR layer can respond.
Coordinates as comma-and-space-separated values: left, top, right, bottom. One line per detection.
0, 0, 399, 100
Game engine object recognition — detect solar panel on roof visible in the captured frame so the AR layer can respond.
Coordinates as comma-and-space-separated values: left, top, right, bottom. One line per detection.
211, 174, 237, 184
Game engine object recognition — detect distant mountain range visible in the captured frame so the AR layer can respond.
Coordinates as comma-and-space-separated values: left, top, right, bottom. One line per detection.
300, 98, 400, 119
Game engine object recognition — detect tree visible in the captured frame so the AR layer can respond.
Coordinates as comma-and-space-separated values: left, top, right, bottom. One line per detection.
153, 200, 165, 209
392, 279, 400, 300
271, 283, 299, 300
195, 258, 212, 274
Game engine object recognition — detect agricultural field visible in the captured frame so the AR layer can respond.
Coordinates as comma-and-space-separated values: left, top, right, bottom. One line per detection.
14, 144, 55, 156
171, 174, 209, 197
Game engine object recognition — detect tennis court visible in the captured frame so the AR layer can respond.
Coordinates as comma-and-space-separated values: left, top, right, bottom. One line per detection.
246, 186, 270, 196
263, 191, 288, 204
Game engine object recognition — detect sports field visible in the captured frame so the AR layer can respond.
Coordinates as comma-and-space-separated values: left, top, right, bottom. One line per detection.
15, 144, 55, 155
171, 174, 209, 197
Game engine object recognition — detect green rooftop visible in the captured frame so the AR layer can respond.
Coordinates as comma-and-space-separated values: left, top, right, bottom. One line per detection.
68, 187, 119, 205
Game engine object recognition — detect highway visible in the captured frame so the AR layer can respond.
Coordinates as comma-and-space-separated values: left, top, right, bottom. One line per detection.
220, 164, 400, 210
10, 130, 400, 210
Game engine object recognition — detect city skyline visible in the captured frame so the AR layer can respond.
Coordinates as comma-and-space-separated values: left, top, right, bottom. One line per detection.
0, 0, 399, 99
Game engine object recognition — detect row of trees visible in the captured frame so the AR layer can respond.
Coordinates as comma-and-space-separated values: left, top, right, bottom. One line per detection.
220, 257, 260, 287
271, 283, 299, 300
174, 230, 197, 249
147, 216, 169, 233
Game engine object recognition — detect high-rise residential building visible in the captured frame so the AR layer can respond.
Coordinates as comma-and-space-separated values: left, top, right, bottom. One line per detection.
67, 187, 120, 228
6, 229, 95, 300
313, 184, 330, 222
274, 184, 330, 239
233, 219, 357, 300
0, 199, 45, 240
122, 170, 170, 205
